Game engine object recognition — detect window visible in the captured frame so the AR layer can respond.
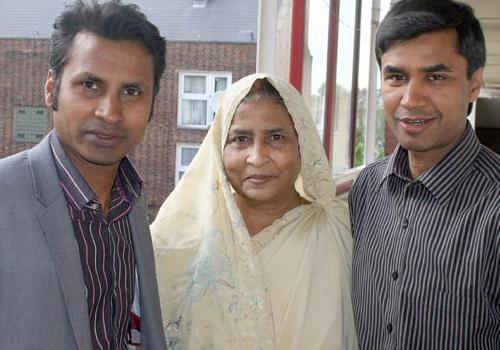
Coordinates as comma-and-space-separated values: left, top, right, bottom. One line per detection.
178, 71, 232, 128
175, 143, 201, 184
13, 106, 48, 143
331, 0, 357, 175
302, 0, 331, 140
353, 0, 391, 167
297, 0, 393, 177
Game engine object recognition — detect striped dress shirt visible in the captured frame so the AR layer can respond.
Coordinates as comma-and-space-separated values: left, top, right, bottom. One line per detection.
50, 133, 141, 350
349, 123, 499, 349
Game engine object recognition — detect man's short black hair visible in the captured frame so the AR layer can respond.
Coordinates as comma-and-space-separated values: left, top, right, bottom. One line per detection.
49, 0, 166, 111
376, 0, 486, 79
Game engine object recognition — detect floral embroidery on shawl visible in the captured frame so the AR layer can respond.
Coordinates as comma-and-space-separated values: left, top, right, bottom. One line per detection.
189, 230, 235, 302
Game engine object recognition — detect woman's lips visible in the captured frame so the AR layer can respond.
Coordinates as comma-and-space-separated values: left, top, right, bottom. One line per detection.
245, 174, 274, 185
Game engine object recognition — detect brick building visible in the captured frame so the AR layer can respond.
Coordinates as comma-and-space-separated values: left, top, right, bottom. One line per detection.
0, 0, 258, 220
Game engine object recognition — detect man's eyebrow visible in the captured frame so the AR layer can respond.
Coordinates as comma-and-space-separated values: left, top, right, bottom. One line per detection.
383, 63, 453, 75
75, 72, 147, 88
422, 63, 451, 73
383, 65, 405, 74
77, 72, 103, 82
122, 78, 149, 87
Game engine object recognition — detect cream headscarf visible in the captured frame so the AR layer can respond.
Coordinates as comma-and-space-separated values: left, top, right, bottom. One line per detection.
151, 73, 357, 349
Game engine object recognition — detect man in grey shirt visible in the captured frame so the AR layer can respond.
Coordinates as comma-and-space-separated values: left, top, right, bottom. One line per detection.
350, 0, 499, 348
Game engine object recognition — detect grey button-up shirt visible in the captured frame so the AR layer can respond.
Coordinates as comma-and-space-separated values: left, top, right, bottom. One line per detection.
349, 123, 500, 349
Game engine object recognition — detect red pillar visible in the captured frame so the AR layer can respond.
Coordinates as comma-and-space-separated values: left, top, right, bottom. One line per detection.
289, 0, 305, 92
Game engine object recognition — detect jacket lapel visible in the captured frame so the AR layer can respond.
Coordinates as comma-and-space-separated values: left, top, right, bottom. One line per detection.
29, 133, 93, 350
38, 201, 93, 350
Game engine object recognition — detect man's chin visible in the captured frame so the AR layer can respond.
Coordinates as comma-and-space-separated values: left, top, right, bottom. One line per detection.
83, 156, 124, 168
398, 138, 439, 154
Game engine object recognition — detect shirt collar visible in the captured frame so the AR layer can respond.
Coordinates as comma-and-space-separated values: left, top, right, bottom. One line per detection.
379, 122, 481, 204
381, 143, 412, 183
49, 130, 143, 210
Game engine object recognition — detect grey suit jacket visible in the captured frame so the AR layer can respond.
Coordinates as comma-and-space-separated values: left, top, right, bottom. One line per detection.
0, 133, 167, 349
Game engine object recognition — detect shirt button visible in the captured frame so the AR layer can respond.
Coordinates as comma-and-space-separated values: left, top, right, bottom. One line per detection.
89, 203, 100, 210
387, 323, 393, 333
392, 271, 399, 281
402, 218, 409, 229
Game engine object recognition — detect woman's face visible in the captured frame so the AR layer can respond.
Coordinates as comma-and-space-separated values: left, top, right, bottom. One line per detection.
223, 97, 301, 206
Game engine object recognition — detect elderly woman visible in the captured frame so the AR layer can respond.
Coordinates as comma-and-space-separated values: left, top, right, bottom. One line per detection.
151, 73, 357, 349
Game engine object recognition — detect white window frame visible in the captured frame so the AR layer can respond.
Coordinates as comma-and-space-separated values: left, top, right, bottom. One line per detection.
178, 71, 232, 129
13, 106, 48, 143
175, 143, 201, 184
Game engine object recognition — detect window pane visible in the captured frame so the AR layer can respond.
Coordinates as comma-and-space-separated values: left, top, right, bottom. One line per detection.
178, 171, 185, 180
353, 0, 373, 167
13, 106, 48, 143
184, 75, 206, 93
181, 147, 199, 166
302, 0, 330, 139
355, 0, 391, 166
214, 77, 228, 91
181, 99, 207, 125
331, 0, 356, 174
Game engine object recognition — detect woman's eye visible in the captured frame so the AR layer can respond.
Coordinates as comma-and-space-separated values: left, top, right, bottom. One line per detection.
270, 134, 285, 141
234, 136, 249, 143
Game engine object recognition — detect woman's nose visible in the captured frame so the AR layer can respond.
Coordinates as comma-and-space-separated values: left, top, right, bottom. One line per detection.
246, 142, 269, 167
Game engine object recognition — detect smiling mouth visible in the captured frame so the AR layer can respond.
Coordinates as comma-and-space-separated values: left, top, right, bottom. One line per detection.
399, 117, 433, 123
405, 119, 426, 125
397, 118, 435, 133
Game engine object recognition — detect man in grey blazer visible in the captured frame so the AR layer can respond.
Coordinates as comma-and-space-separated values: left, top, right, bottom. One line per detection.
0, 1, 167, 349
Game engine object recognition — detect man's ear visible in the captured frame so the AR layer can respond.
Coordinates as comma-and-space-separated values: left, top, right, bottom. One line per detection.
468, 67, 483, 103
45, 70, 55, 109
